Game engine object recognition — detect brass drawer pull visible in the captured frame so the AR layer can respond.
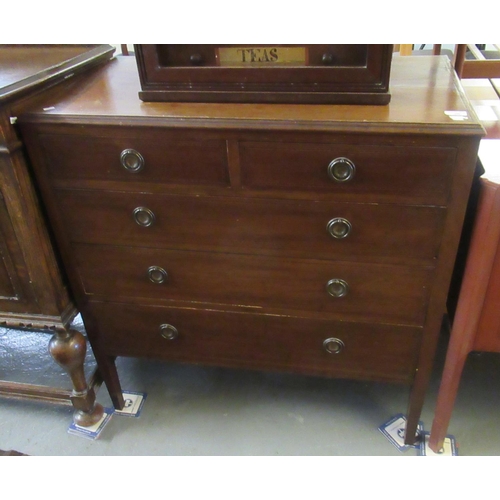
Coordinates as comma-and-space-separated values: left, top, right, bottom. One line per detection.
148, 266, 168, 284
326, 278, 349, 298
323, 337, 345, 354
133, 207, 155, 227
159, 324, 179, 341
120, 149, 145, 173
327, 218, 352, 239
327, 157, 356, 182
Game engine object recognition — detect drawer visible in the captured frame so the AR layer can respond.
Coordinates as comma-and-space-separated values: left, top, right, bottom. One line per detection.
58, 189, 445, 265
88, 301, 421, 383
74, 244, 432, 325
39, 129, 229, 186
239, 141, 456, 204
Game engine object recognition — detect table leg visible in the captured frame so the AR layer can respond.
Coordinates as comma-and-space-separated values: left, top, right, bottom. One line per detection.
428, 178, 500, 451
428, 336, 470, 452
48, 328, 104, 427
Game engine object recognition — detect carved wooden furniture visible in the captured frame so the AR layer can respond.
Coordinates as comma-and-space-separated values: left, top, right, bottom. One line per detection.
18, 54, 483, 443
135, 44, 393, 104
0, 45, 115, 426
429, 140, 500, 452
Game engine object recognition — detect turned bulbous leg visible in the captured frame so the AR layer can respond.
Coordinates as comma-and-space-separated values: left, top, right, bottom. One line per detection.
49, 328, 104, 427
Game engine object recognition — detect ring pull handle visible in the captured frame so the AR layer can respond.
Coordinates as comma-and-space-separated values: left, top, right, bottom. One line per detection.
148, 266, 168, 284
159, 324, 179, 341
133, 207, 155, 227
120, 149, 145, 173
326, 279, 349, 298
323, 337, 345, 354
327, 157, 356, 182
327, 218, 352, 239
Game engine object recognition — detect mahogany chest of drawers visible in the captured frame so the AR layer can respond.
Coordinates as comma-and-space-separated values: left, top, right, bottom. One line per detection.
18, 55, 483, 443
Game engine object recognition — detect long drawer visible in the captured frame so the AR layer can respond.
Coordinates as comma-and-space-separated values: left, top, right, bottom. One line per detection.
88, 300, 422, 383
57, 189, 445, 265
74, 243, 432, 325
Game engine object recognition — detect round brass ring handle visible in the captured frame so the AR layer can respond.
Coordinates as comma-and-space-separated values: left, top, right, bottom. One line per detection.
159, 324, 179, 341
133, 207, 155, 227
326, 278, 349, 298
120, 149, 145, 173
327, 218, 352, 239
148, 266, 168, 284
327, 157, 356, 182
323, 337, 345, 354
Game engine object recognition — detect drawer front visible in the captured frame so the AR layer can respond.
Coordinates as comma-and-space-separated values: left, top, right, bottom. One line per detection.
57, 189, 445, 265
88, 301, 421, 383
239, 141, 456, 204
74, 244, 432, 325
39, 130, 229, 186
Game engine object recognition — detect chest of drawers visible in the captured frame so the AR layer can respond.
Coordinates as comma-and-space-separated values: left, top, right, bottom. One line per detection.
18, 55, 483, 444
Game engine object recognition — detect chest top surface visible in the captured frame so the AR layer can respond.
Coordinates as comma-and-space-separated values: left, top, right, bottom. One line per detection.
20, 54, 483, 137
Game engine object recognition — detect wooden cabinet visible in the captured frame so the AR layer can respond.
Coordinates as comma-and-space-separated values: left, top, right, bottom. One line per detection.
135, 44, 393, 104
0, 45, 115, 424
18, 55, 484, 443
0, 44, 115, 328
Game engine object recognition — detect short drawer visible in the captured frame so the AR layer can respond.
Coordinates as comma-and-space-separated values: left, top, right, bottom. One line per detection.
239, 141, 456, 204
88, 301, 421, 383
57, 189, 445, 265
38, 129, 229, 186
74, 244, 432, 325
